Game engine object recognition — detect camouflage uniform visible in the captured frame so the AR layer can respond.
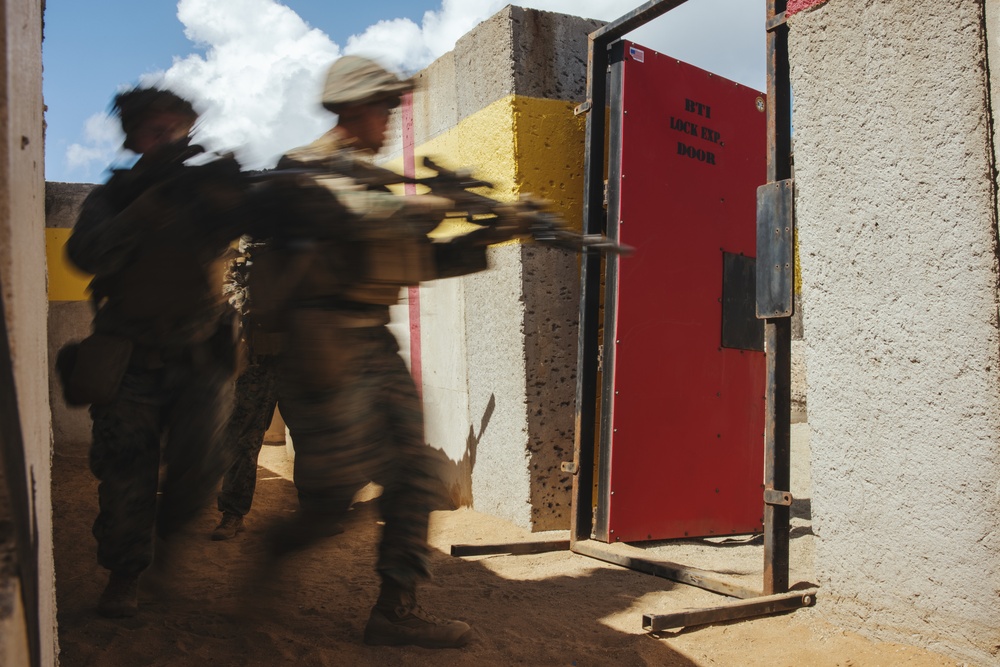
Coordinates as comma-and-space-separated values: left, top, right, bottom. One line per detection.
217, 358, 279, 516
67, 140, 247, 578
252, 55, 519, 648
262, 132, 454, 592
260, 122, 503, 582
217, 251, 280, 519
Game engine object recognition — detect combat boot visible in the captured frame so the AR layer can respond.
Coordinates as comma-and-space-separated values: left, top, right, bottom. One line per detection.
363, 584, 472, 649
211, 512, 245, 540
98, 571, 139, 618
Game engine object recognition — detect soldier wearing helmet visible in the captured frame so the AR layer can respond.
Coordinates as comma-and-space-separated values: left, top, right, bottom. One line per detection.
247, 55, 524, 649
114, 87, 197, 154
64, 86, 251, 618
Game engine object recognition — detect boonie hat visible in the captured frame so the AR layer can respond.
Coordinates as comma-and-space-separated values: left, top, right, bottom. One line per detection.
321, 55, 415, 113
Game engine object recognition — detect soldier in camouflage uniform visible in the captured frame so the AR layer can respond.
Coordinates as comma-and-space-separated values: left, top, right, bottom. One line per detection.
66, 87, 249, 618
212, 241, 281, 540
253, 56, 530, 649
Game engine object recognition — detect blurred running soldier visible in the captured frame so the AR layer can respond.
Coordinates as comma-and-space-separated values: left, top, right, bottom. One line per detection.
253, 56, 529, 649
64, 87, 247, 617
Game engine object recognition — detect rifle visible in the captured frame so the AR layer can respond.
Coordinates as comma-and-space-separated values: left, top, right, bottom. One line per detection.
269, 152, 633, 256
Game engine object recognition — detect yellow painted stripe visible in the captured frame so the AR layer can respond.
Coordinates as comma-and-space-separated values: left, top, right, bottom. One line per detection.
45, 228, 91, 301
385, 94, 586, 246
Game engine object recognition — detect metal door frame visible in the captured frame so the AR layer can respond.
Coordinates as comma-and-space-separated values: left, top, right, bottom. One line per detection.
453, 0, 813, 631
594, 37, 769, 546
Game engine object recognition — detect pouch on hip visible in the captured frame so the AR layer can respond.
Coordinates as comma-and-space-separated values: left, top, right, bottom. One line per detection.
56, 333, 133, 406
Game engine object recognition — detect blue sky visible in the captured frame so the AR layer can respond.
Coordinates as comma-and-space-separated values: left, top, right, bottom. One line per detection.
43, 0, 430, 182
43, 1, 764, 183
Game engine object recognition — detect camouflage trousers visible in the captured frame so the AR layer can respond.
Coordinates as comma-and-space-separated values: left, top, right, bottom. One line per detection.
217, 355, 279, 517
89, 358, 234, 576
277, 319, 441, 592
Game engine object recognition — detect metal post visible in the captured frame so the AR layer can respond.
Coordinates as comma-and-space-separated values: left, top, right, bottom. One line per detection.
643, 588, 817, 632
589, 0, 690, 43
571, 32, 607, 545
762, 0, 793, 595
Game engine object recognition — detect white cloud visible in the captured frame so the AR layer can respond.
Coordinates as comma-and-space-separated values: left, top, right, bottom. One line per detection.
146, 0, 341, 169
65, 112, 122, 174
344, 18, 431, 74
66, 0, 764, 175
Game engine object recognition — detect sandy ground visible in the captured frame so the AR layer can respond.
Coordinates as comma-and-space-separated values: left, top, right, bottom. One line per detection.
52, 425, 965, 666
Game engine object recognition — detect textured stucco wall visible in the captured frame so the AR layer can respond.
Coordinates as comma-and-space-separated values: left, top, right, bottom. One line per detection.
384, 6, 600, 530
789, 1, 1000, 663
0, 0, 55, 663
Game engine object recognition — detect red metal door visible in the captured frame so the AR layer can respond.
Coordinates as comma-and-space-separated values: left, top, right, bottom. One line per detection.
597, 42, 767, 543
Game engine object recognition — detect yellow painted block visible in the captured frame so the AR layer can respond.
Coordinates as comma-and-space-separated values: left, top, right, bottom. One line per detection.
389, 94, 590, 247
511, 97, 586, 230
45, 228, 91, 301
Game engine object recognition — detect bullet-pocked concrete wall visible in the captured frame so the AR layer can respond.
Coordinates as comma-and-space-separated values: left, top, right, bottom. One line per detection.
383, 6, 601, 530
788, 1, 1000, 663
0, 0, 56, 663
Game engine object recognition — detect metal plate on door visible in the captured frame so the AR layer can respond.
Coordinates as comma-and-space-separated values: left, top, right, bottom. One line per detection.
756, 179, 794, 318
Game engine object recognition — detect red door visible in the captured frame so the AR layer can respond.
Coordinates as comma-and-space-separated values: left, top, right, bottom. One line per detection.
597, 42, 767, 543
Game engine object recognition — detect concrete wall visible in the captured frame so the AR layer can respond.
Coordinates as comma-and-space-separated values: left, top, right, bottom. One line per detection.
45, 182, 292, 452
46, 182, 95, 451
788, 1, 1000, 663
383, 6, 601, 530
0, 0, 56, 664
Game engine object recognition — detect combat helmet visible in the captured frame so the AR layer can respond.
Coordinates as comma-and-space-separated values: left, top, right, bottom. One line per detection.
112, 87, 198, 152
113, 87, 197, 135
321, 56, 414, 113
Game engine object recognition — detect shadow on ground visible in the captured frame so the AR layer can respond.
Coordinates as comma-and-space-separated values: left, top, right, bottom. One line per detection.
53, 450, 702, 667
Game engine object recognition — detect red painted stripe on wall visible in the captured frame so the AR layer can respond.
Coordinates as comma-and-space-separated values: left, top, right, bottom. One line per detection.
786, 0, 829, 16
401, 91, 422, 394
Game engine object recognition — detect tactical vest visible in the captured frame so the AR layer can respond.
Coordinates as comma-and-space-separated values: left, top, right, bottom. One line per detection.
112, 231, 228, 342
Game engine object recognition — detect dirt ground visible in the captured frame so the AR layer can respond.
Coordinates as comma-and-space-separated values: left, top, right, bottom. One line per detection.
52, 425, 965, 666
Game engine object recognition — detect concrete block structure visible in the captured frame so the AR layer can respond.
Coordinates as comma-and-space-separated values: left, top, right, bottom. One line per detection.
787, 0, 1000, 663
46, 183, 96, 450
381, 6, 603, 531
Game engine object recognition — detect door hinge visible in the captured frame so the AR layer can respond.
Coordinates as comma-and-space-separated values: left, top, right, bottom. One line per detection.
763, 489, 793, 506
